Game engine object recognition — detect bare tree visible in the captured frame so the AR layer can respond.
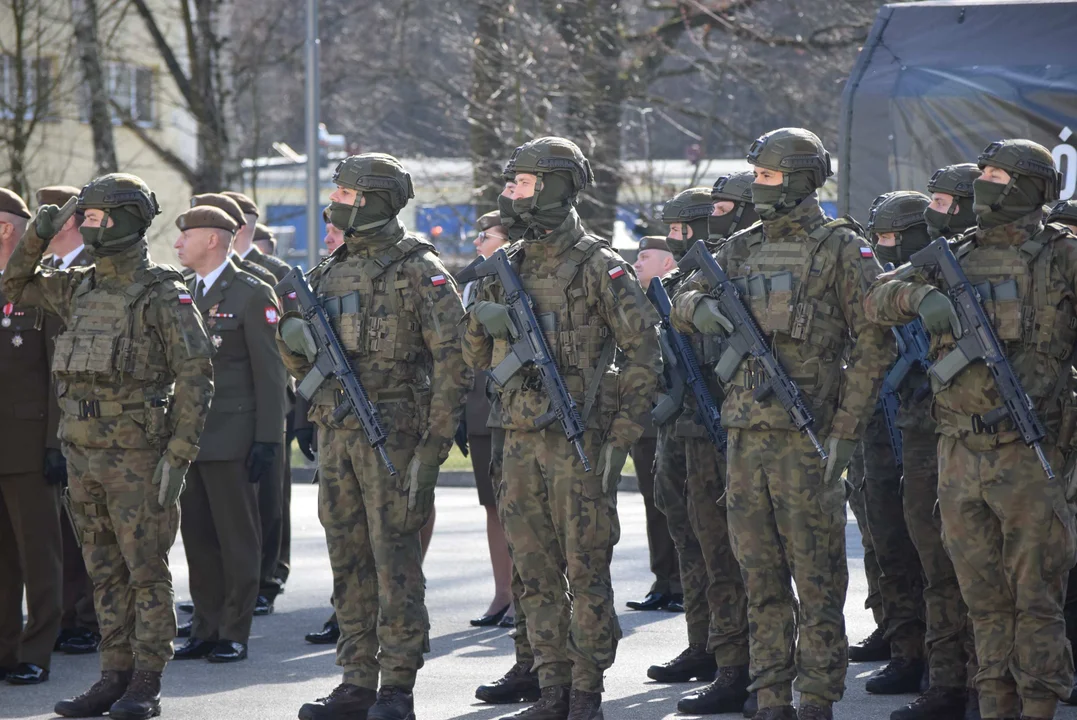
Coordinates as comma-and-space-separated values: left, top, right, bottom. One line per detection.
69, 0, 117, 175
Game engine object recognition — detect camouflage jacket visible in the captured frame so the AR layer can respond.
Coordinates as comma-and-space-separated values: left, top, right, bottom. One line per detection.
1, 226, 214, 464
865, 211, 1077, 450
462, 210, 662, 451
670, 196, 894, 441
276, 219, 470, 466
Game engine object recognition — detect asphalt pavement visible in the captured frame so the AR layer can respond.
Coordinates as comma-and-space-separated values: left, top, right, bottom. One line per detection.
3, 485, 1076, 720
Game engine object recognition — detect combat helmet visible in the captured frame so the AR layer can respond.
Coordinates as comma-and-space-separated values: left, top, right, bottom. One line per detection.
505, 137, 593, 196
77, 173, 160, 256
746, 128, 832, 188
1047, 199, 1077, 228
710, 171, 759, 238
977, 140, 1062, 203
332, 153, 415, 213
868, 191, 933, 264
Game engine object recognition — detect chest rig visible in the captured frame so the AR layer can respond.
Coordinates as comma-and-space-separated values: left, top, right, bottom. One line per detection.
313, 236, 432, 387
52, 268, 175, 391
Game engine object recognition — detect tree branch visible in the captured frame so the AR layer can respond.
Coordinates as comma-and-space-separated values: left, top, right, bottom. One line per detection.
128, 0, 198, 113
112, 99, 196, 184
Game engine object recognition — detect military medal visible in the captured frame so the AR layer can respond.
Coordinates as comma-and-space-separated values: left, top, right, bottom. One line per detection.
2, 302, 11, 328
11, 334, 23, 347
211, 334, 223, 348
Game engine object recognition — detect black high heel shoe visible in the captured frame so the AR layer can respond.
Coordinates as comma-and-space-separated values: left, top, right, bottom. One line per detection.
471, 603, 511, 627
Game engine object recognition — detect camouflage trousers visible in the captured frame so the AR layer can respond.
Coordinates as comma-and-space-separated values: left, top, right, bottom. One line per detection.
683, 434, 749, 666
725, 428, 848, 708
901, 426, 975, 689
490, 427, 534, 668
499, 428, 620, 693
654, 426, 709, 649
63, 443, 179, 673
847, 468, 884, 627
317, 425, 430, 690
856, 429, 925, 660
938, 436, 1075, 719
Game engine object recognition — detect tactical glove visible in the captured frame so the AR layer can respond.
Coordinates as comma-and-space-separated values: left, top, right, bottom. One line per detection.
597, 442, 630, 493
398, 455, 439, 534
692, 297, 735, 335
916, 290, 962, 338
43, 448, 68, 486
34, 198, 77, 242
246, 442, 279, 484
822, 437, 858, 486
280, 316, 318, 362
294, 427, 315, 462
473, 301, 516, 340
151, 452, 189, 511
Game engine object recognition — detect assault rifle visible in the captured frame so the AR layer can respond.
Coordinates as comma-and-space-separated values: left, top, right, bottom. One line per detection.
646, 276, 727, 452
908, 238, 1054, 478
678, 241, 828, 459
277, 268, 396, 475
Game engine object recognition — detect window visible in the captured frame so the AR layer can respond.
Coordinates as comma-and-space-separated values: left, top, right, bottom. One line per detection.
1, 54, 55, 120
79, 62, 155, 127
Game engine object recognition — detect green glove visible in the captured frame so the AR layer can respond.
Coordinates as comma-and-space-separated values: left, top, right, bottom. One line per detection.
916, 289, 962, 338
151, 453, 188, 511
280, 316, 318, 362
473, 301, 516, 340
692, 297, 735, 335
35, 197, 77, 241
822, 437, 858, 485
399, 455, 439, 534
597, 442, 629, 493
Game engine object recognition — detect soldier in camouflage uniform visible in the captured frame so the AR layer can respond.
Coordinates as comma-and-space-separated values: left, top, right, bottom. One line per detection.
1048, 200, 1077, 235
854, 193, 929, 699
2, 174, 215, 720
464, 137, 661, 720
278, 154, 469, 720
883, 169, 982, 720
644, 184, 752, 716
671, 128, 893, 720
865, 139, 1077, 720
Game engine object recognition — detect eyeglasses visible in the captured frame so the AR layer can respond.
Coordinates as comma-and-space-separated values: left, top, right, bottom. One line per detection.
478, 231, 507, 242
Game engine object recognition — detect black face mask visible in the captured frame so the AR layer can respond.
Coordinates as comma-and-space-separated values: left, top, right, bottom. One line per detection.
665, 236, 687, 260
925, 197, 977, 240
873, 243, 901, 268
498, 194, 526, 241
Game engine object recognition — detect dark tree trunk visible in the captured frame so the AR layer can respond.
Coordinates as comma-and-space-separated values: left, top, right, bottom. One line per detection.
468, 0, 509, 216
70, 0, 117, 176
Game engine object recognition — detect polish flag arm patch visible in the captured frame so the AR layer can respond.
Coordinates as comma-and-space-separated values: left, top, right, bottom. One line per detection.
608, 266, 626, 280
430, 274, 447, 286
860, 247, 875, 258
178, 293, 193, 304
265, 307, 280, 324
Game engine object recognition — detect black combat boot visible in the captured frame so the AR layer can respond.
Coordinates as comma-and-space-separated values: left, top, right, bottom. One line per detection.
891, 686, 967, 720
849, 625, 891, 662
497, 684, 570, 720
646, 644, 717, 683
751, 706, 797, 720
304, 618, 340, 645
567, 689, 602, 720
298, 683, 377, 720
743, 691, 758, 717
476, 662, 541, 704
865, 657, 925, 694
677, 664, 750, 714
367, 686, 415, 720
54, 670, 131, 717
964, 688, 981, 720
108, 670, 162, 720
797, 704, 833, 720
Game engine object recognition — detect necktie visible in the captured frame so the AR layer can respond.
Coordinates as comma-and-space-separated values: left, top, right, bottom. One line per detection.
195, 280, 206, 298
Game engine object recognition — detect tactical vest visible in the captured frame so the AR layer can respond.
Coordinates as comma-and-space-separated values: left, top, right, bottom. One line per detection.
310, 236, 434, 409
731, 219, 855, 395
489, 237, 615, 427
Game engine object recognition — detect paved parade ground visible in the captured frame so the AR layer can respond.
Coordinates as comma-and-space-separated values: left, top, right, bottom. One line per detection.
4, 485, 1076, 720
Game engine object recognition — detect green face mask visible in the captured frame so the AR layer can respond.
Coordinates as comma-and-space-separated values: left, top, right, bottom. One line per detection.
79, 207, 146, 257
329, 192, 395, 238
974, 177, 1044, 229
873, 243, 901, 268
512, 172, 575, 234
924, 198, 977, 240
751, 171, 816, 220
498, 194, 526, 241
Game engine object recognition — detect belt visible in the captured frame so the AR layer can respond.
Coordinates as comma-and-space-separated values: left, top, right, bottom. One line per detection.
932, 405, 1014, 435
314, 386, 415, 406
61, 397, 168, 419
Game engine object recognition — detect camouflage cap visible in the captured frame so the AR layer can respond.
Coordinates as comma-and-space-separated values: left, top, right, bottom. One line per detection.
638, 235, 671, 253
476, 210, 503, 232
927, 163, 978, 198
332, 153, 415, 212
253, 223, 275, 242
712, 171, 754, 203
868, 191, 931, 234
978, 139, 1062, 201
746, 127, 832, 187
662, 187, 714, 224
1048, 199, 1077, 226
0, 188, 30, 219
222, 191, 258, 217
505, 136, 594, 194
191, 193, 246, 227
77, 173, 159, 222
176, 206, 238, 234
35, 185, 81, 208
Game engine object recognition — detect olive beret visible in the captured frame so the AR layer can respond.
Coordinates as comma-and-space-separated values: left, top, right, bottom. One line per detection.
191, 193, 245, 226
638, 235, 671, 253
0, 188, 30, 219
222, 191, 258, 217
176, 206, 239, 233
35, 185, 81, 209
